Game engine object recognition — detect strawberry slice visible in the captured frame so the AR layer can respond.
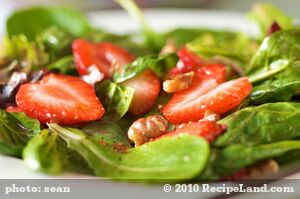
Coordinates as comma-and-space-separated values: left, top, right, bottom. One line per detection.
72, 39, 134, 78
97, 42, 134, 68
162, 77, 252, 124
196, 64, 227, 83
72, 39, 111, 77
171, 46, 207, 74
120, 69, 160, 115
158, 120, 224, 143
16, 73, 105, 124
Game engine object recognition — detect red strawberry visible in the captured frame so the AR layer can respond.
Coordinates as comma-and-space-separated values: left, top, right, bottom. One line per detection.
159, 120, 224, 143
72, 39, 111, 77
177, 47, 207, 69
16, 73, 105, 124
97, 42, 134, 68
120, 70, 160, 115
72, 39, 134, 78
198, 64, 227, 83
171, 46, 207, 74
162, 77, 252, 124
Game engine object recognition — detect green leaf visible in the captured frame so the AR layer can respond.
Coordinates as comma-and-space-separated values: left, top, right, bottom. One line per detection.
214, 103, 300, 147
248, 3, 293, 38
95, 80, 135, 121
113, 53, 178, 83
0, 141, 23, 157
187, 31, 257, 67
0, 109, 40, 157
250, 69, 300, 104
210, 141, 300, 177
38, 26, 73, 62
81, 120, 131, 148
247, 29, 300, 79
23, 129, 92, 175
23, 130, 62, 174
246, 29, 300, 104
49, 123, 210, 182
7, 7, 90, 40
163, 28, 210, 47
46, 56, 76, 75
115, 0, 162, 51
2, 35, 49, 73
275, 149, 300, 166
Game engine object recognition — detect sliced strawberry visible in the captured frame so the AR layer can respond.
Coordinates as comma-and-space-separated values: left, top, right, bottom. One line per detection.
178, 46, 207, 69
198, 64, 227, 83
97, 42, 134, 68
158, 120, 224, 143
162, 77, 252, 124
16, 73, 105, 124
5, 106, 22, 113
172, 46, 207, 74
72, 39, 111, 77
120, 69, 160, 115
72, 39, 134, 78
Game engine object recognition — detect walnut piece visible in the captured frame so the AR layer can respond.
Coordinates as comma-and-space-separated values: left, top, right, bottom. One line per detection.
248, 159, 279, 178
128, 115, 169, 146
163, 71, 194, 93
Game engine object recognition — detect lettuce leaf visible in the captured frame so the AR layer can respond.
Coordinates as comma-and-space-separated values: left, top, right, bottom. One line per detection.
95, 80, 135, 121
248, 3, 293, 38
49, 123, 209, 182
7, 7, 90, 40
113, 53, 178, 83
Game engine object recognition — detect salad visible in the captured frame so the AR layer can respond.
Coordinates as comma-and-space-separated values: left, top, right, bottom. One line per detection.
0, 0, 300, 182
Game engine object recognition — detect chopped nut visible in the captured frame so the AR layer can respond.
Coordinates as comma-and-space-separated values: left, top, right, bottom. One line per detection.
248, 159, 279, 178
128, 115, 169, 146
159, 39, 176, 56
163, 71, 194, 93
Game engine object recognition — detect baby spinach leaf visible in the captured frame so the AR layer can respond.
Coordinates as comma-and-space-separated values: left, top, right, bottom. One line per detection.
0, 141, 23, 157
0, 109, 40, 157
250, 66, 300, 104
187, 31, 257, 67
95, 80, 135, 121
248, 3, 293, 38
81, 120, 131, 148
247, 29, 300, 79
2, 35, 49, 73
38, 26, 73, 62
163, 28, 211, 47
46, 56, 77, 75
214, 103, 300, 147
211, 141, 300, 177
23, 129, 93, 175
49, 123, 209, 182
246, 29, 300, 104
275, 149, 300, 166
11, 112, 41, 137
194, 149, 219, 180
7, 7, 90, 40
113, 53, 178, 83
23, 130, 62, 174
